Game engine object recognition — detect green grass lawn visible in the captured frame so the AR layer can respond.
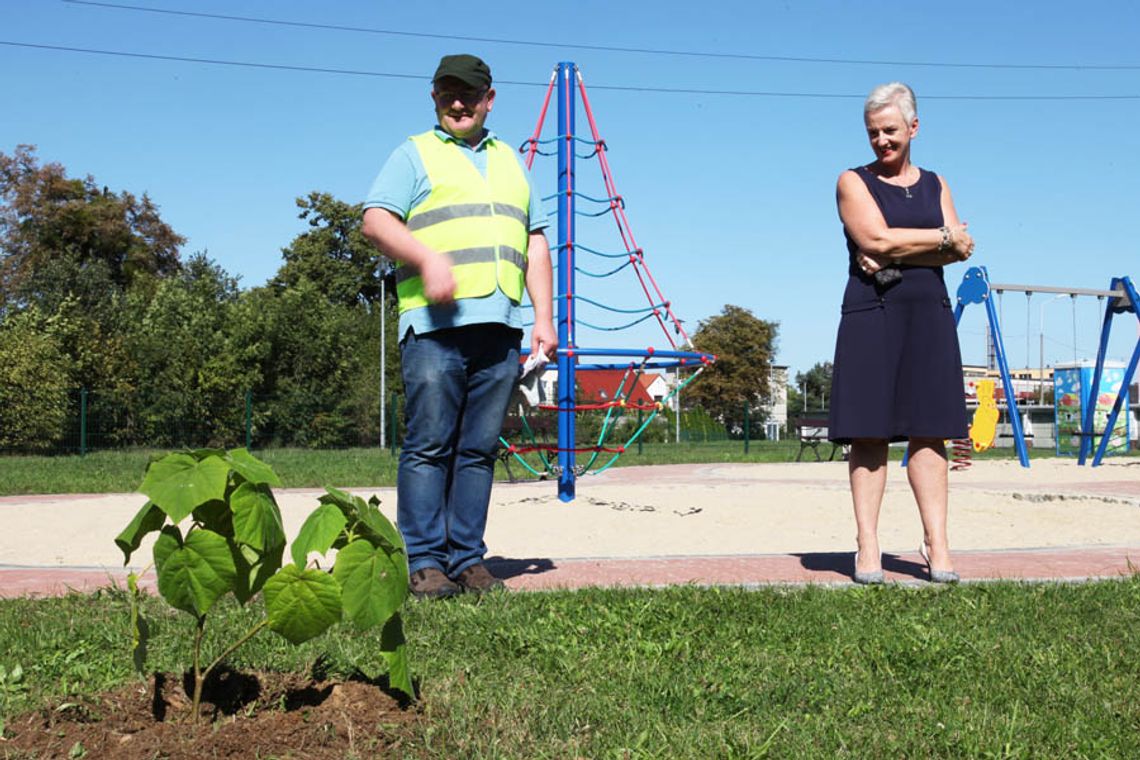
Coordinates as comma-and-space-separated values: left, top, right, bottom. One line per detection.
0, 440, 1098, 496
0, 448, 400, 496
2, 441, 1136, 755
2, 581, 1138, 757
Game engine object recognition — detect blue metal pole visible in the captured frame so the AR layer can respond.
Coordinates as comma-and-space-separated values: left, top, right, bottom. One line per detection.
1087, 276, 1139, 466
567, 347, 706, 360
1079, 281, 1116, 464
556, 61, 577, 502
984, 289, 1030, 467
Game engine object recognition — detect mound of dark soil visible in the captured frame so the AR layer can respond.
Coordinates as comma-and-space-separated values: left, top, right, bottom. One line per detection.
3, 670, 418, 759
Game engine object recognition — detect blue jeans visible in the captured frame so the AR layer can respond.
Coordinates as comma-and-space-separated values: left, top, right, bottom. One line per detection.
397, 324, 520, 577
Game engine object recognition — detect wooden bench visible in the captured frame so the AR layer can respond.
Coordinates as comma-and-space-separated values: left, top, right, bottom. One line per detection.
793, 416, 846, 462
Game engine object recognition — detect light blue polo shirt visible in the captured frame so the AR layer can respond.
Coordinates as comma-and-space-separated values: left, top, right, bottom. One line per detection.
364, 127, 549, 340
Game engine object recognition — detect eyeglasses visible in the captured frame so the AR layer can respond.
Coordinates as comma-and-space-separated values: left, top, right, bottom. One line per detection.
434, 89, 488, 107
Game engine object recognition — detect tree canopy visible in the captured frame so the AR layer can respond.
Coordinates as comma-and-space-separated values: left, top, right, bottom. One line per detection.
686, 304, 778, 433
0, 145, 183, 314
267, 190, 402, 419
0, 308, 72, 451
0, 147, 401, 451
272, 192, 386, 308
795, 361, 834, 412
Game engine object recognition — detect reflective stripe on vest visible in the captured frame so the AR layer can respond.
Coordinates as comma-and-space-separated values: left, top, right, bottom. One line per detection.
397, 132, 530, 313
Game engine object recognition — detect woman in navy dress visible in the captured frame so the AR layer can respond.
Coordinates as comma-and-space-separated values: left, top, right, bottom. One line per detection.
828, 82, 975, 584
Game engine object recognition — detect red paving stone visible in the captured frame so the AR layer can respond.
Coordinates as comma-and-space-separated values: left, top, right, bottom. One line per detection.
0, 567, 157, 599
3, 545, 1137, 599
491, 546, 1140, 589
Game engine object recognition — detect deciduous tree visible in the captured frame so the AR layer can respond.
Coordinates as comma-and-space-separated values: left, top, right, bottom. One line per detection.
242, 280, 382, 448
273, 192, 384, 308
125, 253, 259, 447
796, 361, 834, 412
687, 304, 778, 433
0, 309, 73, 450
0, 145, 183, 314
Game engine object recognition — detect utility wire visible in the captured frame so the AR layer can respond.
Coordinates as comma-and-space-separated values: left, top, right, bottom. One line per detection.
64, 0, 1140, 72
0, 40, 428, 83
5, 40, 1140, 100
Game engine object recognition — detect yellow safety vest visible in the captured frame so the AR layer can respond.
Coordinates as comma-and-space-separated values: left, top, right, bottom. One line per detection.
397, 131, 530, 313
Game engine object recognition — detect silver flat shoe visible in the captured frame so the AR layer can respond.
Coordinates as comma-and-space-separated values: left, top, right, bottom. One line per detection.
919, 542, 960, 584
853, 550, 884, 585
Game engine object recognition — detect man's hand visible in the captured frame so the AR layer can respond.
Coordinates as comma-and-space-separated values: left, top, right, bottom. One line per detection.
531, 319, 558, 361
362, 208, 458, 302
419, 253, 457, 304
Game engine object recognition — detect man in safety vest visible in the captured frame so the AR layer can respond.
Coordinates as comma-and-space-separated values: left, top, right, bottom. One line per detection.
362, 54, 556, 599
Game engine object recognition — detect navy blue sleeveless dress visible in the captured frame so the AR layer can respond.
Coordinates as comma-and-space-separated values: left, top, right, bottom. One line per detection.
827, 166, 968, 444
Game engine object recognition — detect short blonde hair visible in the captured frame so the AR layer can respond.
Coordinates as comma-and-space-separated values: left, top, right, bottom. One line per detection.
864, 82, 917, 124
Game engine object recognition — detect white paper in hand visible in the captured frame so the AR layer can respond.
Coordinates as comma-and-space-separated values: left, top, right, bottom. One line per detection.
518, 349, 549, 407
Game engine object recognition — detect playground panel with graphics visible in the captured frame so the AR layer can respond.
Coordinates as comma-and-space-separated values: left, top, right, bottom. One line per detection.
1054, 362, 1130, 456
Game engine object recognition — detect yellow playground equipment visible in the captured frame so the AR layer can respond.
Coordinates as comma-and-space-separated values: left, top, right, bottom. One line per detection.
968, 380, 1000, 452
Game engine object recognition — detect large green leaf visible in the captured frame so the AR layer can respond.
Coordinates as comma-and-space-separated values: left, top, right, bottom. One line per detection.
231, 541, 282, 605
231, 482, 286, 554
332, 540, 407, 630
320, 487, 404, 553
192, 499, 232, 535
140, 453, 231, 523
356, 499, 408, 591
115, 501, 166, 565
290, 503, 347, 567
356, 500, 405, 556
264, 565, 342, 644
380, 613, 414, 700
152, 525, 181, 575
319, 487, 363, 520
153, 527, 236, 616
225, 448, 282, 487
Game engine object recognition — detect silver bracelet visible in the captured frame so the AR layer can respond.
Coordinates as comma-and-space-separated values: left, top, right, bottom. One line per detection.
937, 225, 951, 252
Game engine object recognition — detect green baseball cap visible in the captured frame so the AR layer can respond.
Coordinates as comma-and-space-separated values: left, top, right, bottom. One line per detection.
432, 54, 492, 90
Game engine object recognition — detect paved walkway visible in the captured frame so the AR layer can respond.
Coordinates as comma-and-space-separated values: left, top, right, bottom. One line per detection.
2, 459, 1138, 597
3, 545, 1136, 598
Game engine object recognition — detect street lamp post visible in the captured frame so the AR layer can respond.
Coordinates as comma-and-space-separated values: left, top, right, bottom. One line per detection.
379, 263, 388, 450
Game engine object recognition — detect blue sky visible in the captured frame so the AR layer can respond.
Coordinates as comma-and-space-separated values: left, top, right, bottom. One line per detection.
3, 0, 1140, 380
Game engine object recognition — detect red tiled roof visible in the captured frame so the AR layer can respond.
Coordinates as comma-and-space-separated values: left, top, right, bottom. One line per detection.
576, 369, 660, 405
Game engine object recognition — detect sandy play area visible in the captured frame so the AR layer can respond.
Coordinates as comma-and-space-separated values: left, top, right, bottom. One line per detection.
3, 458, 1137, 571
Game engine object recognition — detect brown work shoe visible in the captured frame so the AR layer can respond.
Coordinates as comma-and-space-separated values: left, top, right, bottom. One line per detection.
409, 567, 461, 599
454, 563, 505, 594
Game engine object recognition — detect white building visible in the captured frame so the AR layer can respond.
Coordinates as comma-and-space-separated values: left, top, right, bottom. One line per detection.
765, 365, 789, 439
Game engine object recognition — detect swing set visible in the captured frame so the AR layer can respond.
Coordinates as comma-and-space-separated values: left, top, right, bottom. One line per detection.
953, 266, 1139, 467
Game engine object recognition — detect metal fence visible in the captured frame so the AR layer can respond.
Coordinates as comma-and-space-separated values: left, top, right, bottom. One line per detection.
1, 387, 792, 456
0, 388, 407, 456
